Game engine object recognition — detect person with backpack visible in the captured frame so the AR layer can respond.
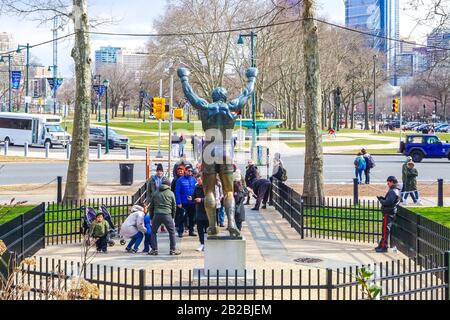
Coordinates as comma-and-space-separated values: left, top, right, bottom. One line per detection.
245, 160, 260, 205
354, 152, 366, 185
361, 149, 375, 185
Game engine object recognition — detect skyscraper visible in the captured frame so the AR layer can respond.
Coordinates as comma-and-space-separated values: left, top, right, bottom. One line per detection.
345, 0, 400, 84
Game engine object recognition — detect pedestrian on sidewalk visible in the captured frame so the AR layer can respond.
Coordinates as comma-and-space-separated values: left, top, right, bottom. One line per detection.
120, 203, 147, 253
89, 212, 109, 253
171, 132, 180, 158
215, 176, 225, 227
148, 180, 181, 256
175, 165, 197, 237
361, 149, 375, 185
245, 160, 260, 205
172, 166, 186, 237
233, 169, 247, 231
146, 163, 170, 206
172, 154, 193, 178
403, 161, 422, 205
142, 209, 152, 253
193, 174, 208, 252
250, 178, 272, 211
401, 156, 413, 203
179, 134, 187, 157
376, 176, 401, 253
354, 152, 366, 185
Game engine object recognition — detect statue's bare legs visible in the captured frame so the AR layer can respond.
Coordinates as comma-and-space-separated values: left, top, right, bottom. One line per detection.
203, 173, 219, 236
219, 171, 241, 238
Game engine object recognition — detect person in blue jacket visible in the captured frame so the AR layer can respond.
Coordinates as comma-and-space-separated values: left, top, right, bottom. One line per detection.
143, 209, 152, 253
175, 165, 198, 236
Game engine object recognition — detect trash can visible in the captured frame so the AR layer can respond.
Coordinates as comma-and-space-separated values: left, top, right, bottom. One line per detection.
119, 163, 134, 186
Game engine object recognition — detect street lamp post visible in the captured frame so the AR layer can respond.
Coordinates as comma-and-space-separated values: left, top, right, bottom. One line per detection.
103, 79, 110, 154
238, 31, 258, 161
423, 104, 426, 122
17, 44, 30, 113
373, 55, 377, 133
94, 75, 102, 123
0, 54, 12, 112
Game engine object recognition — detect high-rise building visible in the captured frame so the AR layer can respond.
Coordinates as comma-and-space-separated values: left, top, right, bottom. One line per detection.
426, 28, 450, 66
0, 32, 16, 52
345, 0, 400, 84
94, 46, 121, 73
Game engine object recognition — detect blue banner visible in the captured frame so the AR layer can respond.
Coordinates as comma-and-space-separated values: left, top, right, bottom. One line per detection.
11, 71, 21, 90
93, 85, 106, 97
47, 78, 64, 92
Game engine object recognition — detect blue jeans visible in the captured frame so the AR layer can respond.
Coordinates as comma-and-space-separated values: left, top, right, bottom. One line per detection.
143, 234, 151, 252
126, 232, 144, 250
179, 144, 185, 157
355, 168, 364, 184
403, 191, 419, 203
216, 207, 225, 226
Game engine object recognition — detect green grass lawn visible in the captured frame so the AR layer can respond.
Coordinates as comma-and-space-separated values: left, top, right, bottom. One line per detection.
0, 206, 38, 225
407, 207, 450, 228
286, 138, 392, 148
336, 148, 400, 155
375, 132, 450, 141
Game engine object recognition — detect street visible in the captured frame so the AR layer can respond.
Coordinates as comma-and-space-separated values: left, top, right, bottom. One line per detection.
1, 154, 449, 186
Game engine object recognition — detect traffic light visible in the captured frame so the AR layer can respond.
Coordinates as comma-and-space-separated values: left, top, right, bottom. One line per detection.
151, 97, 166, 120
174, 108, 184, 120
392, 98, 399, 113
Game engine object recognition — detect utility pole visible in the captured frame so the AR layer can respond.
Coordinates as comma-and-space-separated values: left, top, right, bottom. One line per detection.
17, 44, 30, 113
0, 55, 12, 112
168, 75, 174, 180
52, 16, 58, 115
156, 79, 163, 158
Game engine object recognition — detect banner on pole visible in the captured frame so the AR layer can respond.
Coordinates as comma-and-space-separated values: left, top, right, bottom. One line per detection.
47, 78, 64, 92
93, 85, 106, 97
11, 71, 21, 90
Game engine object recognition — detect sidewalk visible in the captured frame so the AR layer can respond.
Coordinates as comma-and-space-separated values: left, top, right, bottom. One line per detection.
36, 206, 405, 272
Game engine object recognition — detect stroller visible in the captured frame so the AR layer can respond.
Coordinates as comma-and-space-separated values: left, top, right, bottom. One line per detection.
81, 206, 126, 247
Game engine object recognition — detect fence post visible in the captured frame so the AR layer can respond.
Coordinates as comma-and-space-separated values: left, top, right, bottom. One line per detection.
300, 198, 304, 239
21, 213, 25, 260
353, 178, 359, 205
97, 144, 102, 159
24, 142, 28, 157
326, 268, 333, 300
66, 143, 71, 160
438, 179, 444, 207
445, 251, 449, 300
57, 176, 63, 204
139, 269, 146, 300
41, 202, 46, 249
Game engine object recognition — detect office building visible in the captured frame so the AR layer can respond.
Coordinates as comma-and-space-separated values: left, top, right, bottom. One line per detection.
345, 0, 400, 84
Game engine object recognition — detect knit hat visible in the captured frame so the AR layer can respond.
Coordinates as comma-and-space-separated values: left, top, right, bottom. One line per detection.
156, 163, 164, 172
406, 156, 412, 162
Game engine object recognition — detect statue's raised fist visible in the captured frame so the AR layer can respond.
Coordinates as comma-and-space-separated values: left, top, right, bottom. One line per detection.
177, 68, 190, 79
246, 67, 258, 79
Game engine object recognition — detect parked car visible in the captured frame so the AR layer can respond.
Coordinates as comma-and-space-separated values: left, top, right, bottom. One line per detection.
89, 127, 129, 149
400, 134, 450, 162
437, 124, 450, 133
403, 122, 421, 131
435, 123, 449, 132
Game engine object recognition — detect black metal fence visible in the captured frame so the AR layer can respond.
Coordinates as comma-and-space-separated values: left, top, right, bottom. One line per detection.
45, 183, 147, 246
272, 179, 383, 243
12, 253, 449, 300
0, 204, 45, 262
392, 206, 450, 264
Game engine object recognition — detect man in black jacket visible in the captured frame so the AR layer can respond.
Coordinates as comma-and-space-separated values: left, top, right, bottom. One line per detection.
250, 178, 272, 211
376, 176, 401, 253
245, 160, 260, 205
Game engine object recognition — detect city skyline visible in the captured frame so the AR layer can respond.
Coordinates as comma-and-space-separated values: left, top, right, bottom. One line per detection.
0, 0, 431, 78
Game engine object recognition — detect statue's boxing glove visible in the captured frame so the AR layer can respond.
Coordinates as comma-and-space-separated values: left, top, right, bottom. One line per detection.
246, 67, 258, 79
177, 68, 190, 80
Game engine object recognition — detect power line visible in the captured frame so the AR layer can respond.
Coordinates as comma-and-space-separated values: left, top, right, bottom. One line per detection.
1, 16, 449, 57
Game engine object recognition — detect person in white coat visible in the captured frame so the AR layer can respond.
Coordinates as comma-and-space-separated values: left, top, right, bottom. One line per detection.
120, 204, 147, 253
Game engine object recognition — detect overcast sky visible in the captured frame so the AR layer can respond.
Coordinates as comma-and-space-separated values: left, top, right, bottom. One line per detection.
0, 0, 428, 78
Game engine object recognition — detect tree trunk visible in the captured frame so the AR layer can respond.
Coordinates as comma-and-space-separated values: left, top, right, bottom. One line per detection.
364, 97, 369, 130
302, 0, 324, 200
64, 0, 92, 202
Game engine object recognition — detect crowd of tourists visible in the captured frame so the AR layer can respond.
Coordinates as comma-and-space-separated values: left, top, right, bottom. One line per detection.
90, 151, 288, 255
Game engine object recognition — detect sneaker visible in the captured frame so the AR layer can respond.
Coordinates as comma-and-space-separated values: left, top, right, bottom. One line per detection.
261, 205, 267, 209
251, 207, 259, 211
170, 249, 181, 256
125, 247, 132, 253
196, 244, 205, 252
149, 250, 158, 256
177, 233, 184, 238
130, 248, 137, 254
219, 224, 225, 228
102, 250, 107, 254
375, 247, 388, 253
189, 232, 197, 237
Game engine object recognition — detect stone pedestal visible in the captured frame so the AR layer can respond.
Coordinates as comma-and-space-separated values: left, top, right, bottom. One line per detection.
204, 236, 246, 277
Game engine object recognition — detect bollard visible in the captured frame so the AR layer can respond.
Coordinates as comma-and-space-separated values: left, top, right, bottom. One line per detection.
438, 179, 444, 207
97, 144, 102, 160
45, 142, 50, 158
126, 144, 130, 160
57, 176, 63, 204
353, 178, 359, 205
4, 140, 8, 156
24, 142, 29, 157
66, 143, 71, 160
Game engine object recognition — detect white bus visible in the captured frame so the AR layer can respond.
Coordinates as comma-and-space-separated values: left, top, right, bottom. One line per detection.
0, 112, 71, 148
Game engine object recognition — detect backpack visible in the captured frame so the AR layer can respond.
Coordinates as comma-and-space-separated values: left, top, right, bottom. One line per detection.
368, 155, 376, 169
278, 166, 288, 182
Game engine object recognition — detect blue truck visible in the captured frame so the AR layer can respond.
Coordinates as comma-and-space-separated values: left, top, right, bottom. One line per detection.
400, 134, 450, 163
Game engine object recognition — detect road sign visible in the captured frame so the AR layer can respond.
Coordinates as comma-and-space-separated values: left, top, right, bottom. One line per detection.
47, 78, 64, 92
93, 85, 106, 97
